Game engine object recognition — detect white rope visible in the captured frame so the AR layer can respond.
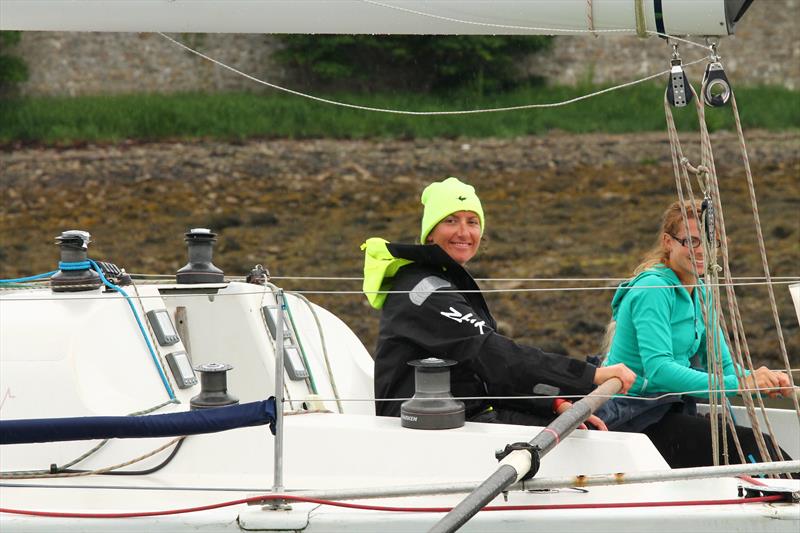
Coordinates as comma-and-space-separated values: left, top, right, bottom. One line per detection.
157, 32, 708, 116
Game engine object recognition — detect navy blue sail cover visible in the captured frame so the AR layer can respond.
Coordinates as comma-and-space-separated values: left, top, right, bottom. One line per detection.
0, 399, 276, 445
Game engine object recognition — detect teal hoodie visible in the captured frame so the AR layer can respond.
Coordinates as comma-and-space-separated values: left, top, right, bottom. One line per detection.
605, 265, 743, 397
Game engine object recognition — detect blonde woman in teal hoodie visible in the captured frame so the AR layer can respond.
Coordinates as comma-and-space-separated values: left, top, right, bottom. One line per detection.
596, 201, 794, 469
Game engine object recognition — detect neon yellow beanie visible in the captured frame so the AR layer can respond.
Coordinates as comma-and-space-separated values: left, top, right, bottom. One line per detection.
419, 177, 485, 244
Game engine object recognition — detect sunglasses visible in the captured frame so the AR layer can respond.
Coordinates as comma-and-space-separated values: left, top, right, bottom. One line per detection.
669, 234, 722, 249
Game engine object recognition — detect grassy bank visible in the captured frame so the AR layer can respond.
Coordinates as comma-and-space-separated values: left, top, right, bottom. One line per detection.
1, 84, 798, 144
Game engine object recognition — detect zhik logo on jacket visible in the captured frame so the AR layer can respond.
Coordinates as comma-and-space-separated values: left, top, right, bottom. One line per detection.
440, 307, 487, 334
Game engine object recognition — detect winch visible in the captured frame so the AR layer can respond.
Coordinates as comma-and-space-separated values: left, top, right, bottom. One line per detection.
176, 228, 225, 284
190, 363, 238, 410
401, 358, 465, 430
50, 230, 102, 292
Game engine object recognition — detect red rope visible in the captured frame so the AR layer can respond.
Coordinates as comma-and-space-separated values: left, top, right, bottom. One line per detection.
0, 494, 784, 519
737, 475, 768, 487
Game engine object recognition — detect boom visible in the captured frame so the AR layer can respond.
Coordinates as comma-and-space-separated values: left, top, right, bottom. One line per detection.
0, 0, 754, 36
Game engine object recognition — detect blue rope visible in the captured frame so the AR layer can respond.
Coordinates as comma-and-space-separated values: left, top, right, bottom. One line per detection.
0, 271, 57, 283
88, 260, 176, 401
1, 261, 92, 283
58, 260, 91, 271
747, 454, 765, 477
726, 398, 739, 426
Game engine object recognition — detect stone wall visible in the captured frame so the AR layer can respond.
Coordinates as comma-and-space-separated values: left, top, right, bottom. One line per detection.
524, 0, 800, 89
12, 33, 287, 96
8, 0, 799, 96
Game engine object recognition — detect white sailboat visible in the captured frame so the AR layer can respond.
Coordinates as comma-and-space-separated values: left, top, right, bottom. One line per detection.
1, 1, 798, 531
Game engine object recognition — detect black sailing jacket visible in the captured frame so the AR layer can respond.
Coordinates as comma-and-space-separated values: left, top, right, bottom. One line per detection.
373, 243, 597, 420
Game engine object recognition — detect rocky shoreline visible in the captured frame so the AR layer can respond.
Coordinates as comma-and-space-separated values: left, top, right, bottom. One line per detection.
2, 131, 798, 365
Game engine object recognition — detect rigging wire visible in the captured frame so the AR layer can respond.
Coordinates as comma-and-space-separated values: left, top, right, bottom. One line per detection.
267, 275, 800, 282
221, 384, 800, 404
7, 274, 799, 283
1, 279, 798, 301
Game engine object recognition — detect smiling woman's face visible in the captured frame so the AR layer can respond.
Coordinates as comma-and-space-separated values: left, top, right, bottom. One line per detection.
426, 210, 482, 265
663, 217, 705, 285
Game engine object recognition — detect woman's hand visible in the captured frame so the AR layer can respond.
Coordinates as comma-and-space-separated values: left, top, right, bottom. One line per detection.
593, 363, 636, 394
742, 367, 793, 398
554, 400, 609, 431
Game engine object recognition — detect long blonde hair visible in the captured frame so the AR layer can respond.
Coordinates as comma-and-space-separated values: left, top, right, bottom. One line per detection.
599, 200, 704, 355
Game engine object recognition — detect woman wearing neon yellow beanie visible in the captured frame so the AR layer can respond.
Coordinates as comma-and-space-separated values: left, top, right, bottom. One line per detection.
362, 177, 635, 426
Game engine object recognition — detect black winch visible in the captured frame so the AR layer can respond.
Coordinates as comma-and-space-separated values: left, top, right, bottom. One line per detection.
401, 358, 465, 430
190, 363, 239, 410
51, 230, 102, 292
176, 228, 225, 284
